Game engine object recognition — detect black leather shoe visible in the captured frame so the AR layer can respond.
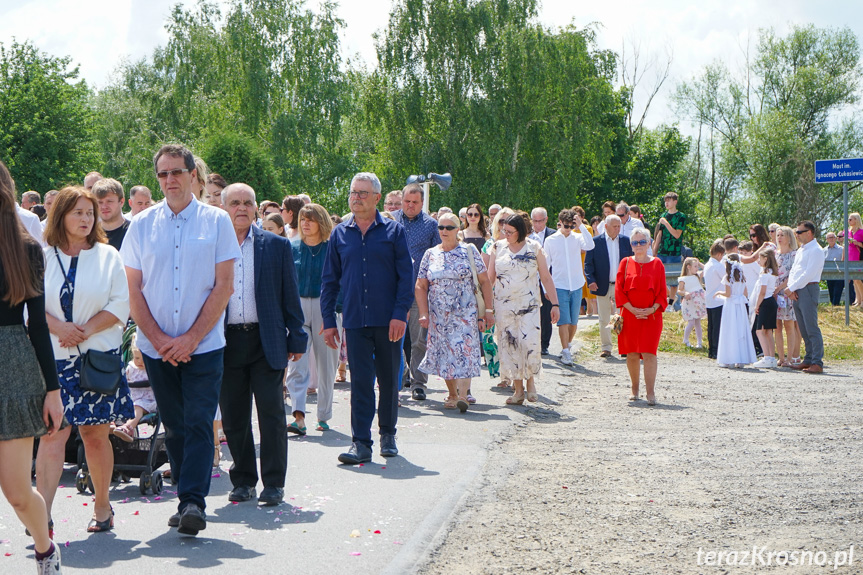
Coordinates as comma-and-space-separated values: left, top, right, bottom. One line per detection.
380, 434, 398, 458
228, 485, 256, 503
258, 486, 284, 506
338, 442, 372, 465
168, 512, 180, 528
541, 348, 550, 356
177, 504, 206, 536
411, 387, 426, 401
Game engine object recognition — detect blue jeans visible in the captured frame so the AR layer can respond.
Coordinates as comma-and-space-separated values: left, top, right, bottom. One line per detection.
345, 327, 401, 448
555, 288, 581, 326
143, 349, 224, 512
658, 254, 682, 264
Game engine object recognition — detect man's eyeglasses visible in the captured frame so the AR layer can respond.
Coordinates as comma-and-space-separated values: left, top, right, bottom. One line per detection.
631, 239, 650, 247
156, 168, 190, 179
349, 190, 371, 198
438, 225, 457, 231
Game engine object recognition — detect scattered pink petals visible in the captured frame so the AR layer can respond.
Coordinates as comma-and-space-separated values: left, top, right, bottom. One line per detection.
154, 496, 162, 501
373, 530, 381, 534
393, 541, 404, 545
562, 486, 568, 489
4, 553, 12, 557
358, 464, 364, 467
381, 467, 386, 469
350, 552, 362, 556
82, 503, 88, 506
64, 542, 70, 548
133, 511, 140, 516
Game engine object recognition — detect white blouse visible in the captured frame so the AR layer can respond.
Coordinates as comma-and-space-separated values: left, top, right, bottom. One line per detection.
44, 242, 130, 360
678, 274, 704, 293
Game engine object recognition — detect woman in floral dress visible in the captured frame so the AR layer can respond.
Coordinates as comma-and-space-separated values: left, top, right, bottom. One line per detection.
774, 226, 800, 366
487, 214, 559, 405
416, 214, 494, 412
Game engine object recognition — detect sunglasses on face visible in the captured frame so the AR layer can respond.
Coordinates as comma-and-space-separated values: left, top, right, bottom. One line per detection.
794, 229, 809, 235
749, 233, 758, 238
631, 239, 650, 247
467, 212, 480, 217
438, 225, 457, 231
156, 168, 190, 179
561, 224, 573, 229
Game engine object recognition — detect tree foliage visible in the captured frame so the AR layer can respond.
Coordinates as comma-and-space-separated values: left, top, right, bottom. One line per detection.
675, 24, 863, 235
0, 41, 98, 194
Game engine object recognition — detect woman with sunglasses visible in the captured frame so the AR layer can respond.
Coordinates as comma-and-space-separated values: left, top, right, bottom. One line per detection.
615, 227, 667, 406
459, 203, 489, 252
415, 213, 494, 412
740, 224, 774, 264
487, 214, 559, 405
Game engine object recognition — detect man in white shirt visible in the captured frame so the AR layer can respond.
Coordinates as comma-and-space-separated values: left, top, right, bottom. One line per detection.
784, 220, 825, 373
616, 202, 645, 238
544, 209, 595, 365
122, 144, 240, 536
17, 202, 44, 246
703, 239, 726, 360
529, 207, 556, 355
585, 215, 634, 357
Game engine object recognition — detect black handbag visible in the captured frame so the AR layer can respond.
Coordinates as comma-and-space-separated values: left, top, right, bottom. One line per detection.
54, 248, 122, 395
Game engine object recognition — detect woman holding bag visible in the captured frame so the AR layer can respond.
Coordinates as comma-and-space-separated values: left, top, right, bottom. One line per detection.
36, 186, 133, 534
415, 213, 494, 412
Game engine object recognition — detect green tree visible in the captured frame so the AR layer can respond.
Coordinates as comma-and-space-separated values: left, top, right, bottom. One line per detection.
676, 25, 863, 233
0, 41, 98, 193
200, 132, 279, 201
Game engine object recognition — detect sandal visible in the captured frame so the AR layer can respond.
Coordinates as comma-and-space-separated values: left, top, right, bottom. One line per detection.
87, 508, 114, 533
456, 396, 469, 413
466, 393, 476, 405
647, 396, 657, 406
629, 395, 639, 401
335, 366, 347, 383
316, 421, 329, 431
496, 379, 511, 388
113, 427, 134, 443
526, 391, 538, 403
443, 396, 458, 409
213, 447, 221, 468
505, 393, 525, 405
287, 422, 307, 435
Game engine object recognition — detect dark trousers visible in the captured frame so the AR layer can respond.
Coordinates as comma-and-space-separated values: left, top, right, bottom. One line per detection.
143, 348, 224, 512
826, 279, 844, 306
345, 327, 401, 448
220, 327, 287, 489
706, 306, 723, 359
746, 304, 762, 355
540, 294, 552, 351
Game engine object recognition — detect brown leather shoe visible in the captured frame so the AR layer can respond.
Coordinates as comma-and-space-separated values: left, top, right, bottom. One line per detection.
600, 350, 611, 358
803, 364, 823, 374
790, 363, 811, 370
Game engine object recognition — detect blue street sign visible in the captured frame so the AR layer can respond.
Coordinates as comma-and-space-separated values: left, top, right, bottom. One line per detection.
814, 158, 863, 183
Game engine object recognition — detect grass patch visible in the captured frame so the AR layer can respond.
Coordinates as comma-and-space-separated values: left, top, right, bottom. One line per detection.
579, 306, 863, 361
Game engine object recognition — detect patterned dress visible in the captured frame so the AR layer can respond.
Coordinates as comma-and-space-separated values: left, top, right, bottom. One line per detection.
491, 239, 543, 380
418, 244, 485, 379
56, 256, 133, 425
776, 250, 797, 321
481, 239, 501, 378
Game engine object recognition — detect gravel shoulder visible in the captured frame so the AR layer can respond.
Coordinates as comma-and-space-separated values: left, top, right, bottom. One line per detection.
418, 351, 863, 574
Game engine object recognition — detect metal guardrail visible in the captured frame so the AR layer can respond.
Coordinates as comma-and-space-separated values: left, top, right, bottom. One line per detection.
662, 260, 863, 281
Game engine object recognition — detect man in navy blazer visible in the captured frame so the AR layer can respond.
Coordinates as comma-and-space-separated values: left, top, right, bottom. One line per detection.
220, 183, 307, 507
585, 214, 632, 357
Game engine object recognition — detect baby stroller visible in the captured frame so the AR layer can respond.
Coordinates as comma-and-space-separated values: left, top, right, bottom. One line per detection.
75, 324, 169, 495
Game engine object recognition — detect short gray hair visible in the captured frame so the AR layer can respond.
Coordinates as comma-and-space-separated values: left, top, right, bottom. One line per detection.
22, 191, 40, 203
351, 172, 381, 196
531, 207, 547, 219
616, 201, 630, 214
439, 212, 460, 227
604, 214, 621, 226
630, 227, 650, 242
438, 206, 453, 215
488, 204, 501, 212
298, 193, 311, 204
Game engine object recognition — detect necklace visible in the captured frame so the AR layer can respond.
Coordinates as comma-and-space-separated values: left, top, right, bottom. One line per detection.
304, 241, 325, 257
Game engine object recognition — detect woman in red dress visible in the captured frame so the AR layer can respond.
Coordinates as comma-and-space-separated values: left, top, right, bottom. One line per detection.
615, 227, 667, 405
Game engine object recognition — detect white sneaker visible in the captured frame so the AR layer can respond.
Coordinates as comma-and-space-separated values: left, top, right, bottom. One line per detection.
718, 363, 733, 368
36, 544, 62, 574
559, 348, 573, 366
752, 357, 772, 368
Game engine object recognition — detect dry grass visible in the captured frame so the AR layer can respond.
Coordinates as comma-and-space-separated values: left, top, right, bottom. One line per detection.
580, 305, 863, 361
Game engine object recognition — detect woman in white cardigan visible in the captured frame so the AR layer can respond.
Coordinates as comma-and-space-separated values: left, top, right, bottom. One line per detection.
35, 187, 133, 535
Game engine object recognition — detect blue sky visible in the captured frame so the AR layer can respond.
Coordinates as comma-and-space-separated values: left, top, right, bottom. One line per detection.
0, 0, 861, 129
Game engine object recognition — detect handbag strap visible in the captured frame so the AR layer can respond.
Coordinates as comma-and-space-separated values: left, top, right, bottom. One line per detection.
465, 243, 481, 294
54, 247, 82, 355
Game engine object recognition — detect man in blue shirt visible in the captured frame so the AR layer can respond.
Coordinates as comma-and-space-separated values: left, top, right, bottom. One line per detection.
122, 144, 241, 536
392, 184, 441, 400
321, 173, 414, 464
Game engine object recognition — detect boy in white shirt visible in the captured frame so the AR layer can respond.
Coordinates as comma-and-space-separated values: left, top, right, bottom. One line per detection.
703, 239, 726, 360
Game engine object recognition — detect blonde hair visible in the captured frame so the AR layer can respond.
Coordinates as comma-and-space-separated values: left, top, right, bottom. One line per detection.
850, 212, 862, 229
759, 248, 779, 276
438, 212, 459, 228
680, 257, 700, 278
193, 156, 209, 199
777, 225, 798, 251
490, 207, 515, 241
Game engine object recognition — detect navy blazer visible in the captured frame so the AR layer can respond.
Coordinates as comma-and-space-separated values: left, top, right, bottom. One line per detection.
584, 233, 633, 297
227, 225, 307, 370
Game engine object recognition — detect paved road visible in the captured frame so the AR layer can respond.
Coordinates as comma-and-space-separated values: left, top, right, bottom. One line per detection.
0, 325, 586, 574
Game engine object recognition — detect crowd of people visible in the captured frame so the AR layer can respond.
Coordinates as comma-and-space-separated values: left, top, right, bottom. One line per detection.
2, 145, 854, 573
